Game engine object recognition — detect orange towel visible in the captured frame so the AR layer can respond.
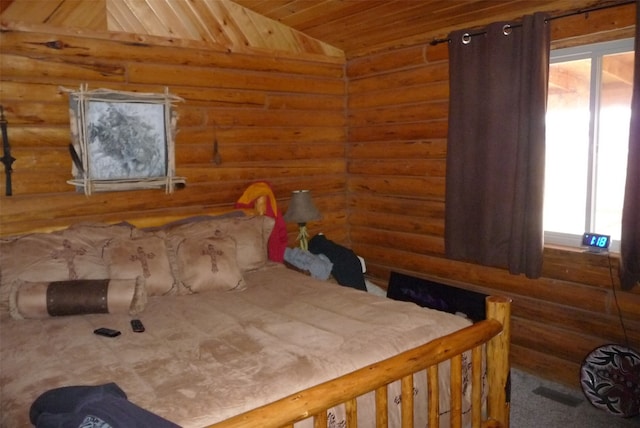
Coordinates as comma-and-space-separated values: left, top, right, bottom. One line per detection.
235, 181, 288, 262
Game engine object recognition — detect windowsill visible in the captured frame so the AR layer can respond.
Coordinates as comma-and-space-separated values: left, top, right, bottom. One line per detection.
544, 231, 620, 254
544, 243, 620, 258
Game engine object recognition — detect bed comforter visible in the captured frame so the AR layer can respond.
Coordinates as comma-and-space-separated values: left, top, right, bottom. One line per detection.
1, 263, 473, 427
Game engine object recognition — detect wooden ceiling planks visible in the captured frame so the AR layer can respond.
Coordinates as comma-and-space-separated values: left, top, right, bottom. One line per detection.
49, 0, 107, 31
0, 0, 107, 30
113, 0, 170, 37
168, 0, 219, 42
233, 0, 610, 57
1, 0, 344, 58
0, 0, 626, 59
106, 1, 150, 36
0, 0, 59, 23
0, 0, 14, 14
345, 1, 551, 55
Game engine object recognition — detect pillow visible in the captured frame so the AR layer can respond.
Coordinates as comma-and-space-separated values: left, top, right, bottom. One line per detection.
0, 232, 110, 314
9, 277, 147, 319
164, 215, 275, 272
104, 236, 176, 296
63, 222, 135, 245
173, 236, 246, 294
140, 211, 246, 233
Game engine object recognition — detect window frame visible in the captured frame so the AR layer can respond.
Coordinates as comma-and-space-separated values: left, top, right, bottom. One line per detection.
544, 38, 634, 253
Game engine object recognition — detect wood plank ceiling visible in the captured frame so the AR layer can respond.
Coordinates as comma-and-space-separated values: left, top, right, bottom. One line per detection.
1, 0, 615, 59
233, 0, 610, 57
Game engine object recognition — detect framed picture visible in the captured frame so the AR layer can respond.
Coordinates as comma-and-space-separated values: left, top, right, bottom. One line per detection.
65, 85, 185, 194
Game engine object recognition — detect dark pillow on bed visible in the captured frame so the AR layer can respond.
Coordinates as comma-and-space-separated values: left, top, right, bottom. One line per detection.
9, 277, 147, 319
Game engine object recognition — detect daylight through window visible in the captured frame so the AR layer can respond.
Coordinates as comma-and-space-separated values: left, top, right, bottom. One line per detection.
544, 39, 634, 252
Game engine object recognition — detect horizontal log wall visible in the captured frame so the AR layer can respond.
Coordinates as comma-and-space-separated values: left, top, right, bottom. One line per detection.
1, 2, 637, 392
0, 25, 347, 244
346, 4, 639, 388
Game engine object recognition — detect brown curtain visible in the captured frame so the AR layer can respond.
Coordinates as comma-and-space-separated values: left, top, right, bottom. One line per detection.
445, 13, 549, 278
620, 0, 640, 290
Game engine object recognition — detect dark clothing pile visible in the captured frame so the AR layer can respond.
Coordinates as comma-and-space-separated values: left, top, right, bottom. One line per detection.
30, 383, 180, 428
308, 234, 366, 291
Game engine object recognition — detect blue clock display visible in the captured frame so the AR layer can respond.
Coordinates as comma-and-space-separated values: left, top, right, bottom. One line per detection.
582, 233, 610, 251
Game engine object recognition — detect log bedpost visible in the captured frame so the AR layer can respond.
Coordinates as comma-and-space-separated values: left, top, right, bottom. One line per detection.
485, 295, 512, 428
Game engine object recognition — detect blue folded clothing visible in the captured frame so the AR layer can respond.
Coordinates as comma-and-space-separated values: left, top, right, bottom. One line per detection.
284, 247, 333, 280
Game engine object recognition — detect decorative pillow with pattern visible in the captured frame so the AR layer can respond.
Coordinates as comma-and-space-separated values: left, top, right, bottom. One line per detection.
164, 215, 275, 272
173, 236, 246, 294
0, 232, 109, 314
63, 222, 135, 246
105, 235, 176, 296
9, 277, 147, 319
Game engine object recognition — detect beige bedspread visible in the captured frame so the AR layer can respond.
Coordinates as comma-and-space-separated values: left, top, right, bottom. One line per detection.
1, 263, 472, 427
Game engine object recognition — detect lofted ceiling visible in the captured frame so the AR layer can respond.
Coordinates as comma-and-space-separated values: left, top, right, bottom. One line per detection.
0, 0, 618, 59
233, 0, 610, 57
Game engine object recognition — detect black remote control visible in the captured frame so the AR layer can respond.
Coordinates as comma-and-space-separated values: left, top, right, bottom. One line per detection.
94, 327, 121, 338
130, 319, 145, 333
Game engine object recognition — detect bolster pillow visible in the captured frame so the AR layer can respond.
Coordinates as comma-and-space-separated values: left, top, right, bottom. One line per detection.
9, 277, 147, 320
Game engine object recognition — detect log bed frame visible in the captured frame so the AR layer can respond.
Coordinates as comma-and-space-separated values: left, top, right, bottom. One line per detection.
208, 295, 511, 428
1, 205, 511, 428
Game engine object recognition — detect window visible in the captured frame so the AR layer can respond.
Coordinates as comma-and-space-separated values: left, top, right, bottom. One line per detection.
544, 39, 634, 252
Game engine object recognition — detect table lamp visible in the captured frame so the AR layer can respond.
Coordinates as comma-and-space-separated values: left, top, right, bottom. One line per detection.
283, 190, 321, 250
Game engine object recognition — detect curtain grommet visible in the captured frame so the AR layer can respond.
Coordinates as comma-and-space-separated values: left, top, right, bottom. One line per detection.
503, 24, 512, 36
461, 33, 471, 44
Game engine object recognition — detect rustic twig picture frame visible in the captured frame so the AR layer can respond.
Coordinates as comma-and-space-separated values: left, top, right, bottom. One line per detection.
64, 85, 185, 195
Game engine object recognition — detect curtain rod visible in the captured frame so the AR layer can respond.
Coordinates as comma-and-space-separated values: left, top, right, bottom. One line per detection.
429, 0, 636, 46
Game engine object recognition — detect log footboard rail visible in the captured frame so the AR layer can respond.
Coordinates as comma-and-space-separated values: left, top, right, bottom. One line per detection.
209, 296, 511, 428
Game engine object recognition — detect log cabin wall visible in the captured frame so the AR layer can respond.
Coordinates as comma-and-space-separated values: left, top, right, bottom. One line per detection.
0, 25, 348, 244
0, 1, 638, 391
346, 3, 640, 388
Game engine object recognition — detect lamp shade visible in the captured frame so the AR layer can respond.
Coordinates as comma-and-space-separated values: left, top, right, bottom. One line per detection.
283, 190, 321, 224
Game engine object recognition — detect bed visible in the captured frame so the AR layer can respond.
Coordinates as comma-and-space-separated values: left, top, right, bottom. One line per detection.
0, 206, 511, 428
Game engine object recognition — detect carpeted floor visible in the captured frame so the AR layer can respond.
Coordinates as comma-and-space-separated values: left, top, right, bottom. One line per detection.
510, 368, 639, 427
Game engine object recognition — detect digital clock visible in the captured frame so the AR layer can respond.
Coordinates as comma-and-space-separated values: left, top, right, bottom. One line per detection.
582, 233, 610, 252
